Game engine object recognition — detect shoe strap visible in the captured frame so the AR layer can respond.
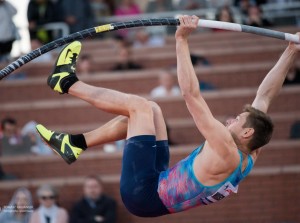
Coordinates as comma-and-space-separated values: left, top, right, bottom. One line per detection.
54, 64, 76, 74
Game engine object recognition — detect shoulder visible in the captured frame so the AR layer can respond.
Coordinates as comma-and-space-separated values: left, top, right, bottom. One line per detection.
205, 141, 240, 169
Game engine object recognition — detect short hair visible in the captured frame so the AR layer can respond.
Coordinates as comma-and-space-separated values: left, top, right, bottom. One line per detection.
1, 117, 17, 130
243, 105, 274, 151
36, 184, 57, 198
84, 175, 103, 185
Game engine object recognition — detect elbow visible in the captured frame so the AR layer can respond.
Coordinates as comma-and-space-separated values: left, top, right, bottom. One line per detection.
181, 89, 201, 100
181, 90, 190, 98
181, 89, 200, 99
256, 87, 276, 102
181, 90, 193, 99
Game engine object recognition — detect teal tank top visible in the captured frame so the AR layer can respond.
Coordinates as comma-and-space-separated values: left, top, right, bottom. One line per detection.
157, 144, 254, 213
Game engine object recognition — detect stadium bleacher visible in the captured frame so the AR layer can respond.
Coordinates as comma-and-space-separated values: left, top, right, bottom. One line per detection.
0, 27, 300, 223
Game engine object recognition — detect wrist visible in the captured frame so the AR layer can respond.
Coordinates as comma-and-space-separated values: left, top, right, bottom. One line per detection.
287, 44, 298, 55
175, 36, 188, 42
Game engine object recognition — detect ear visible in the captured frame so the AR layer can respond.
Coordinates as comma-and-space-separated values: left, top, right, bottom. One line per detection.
242, 128, 254, 138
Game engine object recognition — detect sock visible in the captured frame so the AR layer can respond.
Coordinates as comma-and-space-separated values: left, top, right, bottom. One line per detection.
61, 75, 79, 93
70, 134, 87, 150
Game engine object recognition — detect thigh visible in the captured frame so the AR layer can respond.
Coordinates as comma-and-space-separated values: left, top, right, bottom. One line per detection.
121, 135, 158, 186
126, 104, 156, 139
150, 101, 168, 141
120, 135, 169, 217
120, 135, 158, 201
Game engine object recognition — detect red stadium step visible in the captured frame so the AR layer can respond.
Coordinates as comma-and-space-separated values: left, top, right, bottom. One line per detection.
0, 43, 287, 78
0, 163, 299, 223
1, 140, 299, 180
44, 112, 300, 143
0, 61, 275, 103
1, 87, 298, 127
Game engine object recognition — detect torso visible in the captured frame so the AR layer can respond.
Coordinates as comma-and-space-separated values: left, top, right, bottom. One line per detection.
158, 143, 254, 213
193, 141, 251, 186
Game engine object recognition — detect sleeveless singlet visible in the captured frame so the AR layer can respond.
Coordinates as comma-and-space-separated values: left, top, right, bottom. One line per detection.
157, 144, 254, 213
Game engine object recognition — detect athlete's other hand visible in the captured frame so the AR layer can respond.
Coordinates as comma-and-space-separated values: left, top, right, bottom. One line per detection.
288, 32, 300, 52
175, 15, 199, 41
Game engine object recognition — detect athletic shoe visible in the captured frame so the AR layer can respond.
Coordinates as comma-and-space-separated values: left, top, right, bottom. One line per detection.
36, 124, 83, 164
48, 41, 82, 94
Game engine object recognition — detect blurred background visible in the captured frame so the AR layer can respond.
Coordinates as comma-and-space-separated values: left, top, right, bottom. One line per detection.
0, 0, 300, 223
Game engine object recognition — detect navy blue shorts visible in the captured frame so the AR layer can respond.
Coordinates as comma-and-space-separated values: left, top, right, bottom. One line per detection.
120, 135, 170, 217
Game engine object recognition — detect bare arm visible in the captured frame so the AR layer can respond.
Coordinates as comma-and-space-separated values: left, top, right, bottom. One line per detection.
251, 34, 299, 160
176, 16, 238, 161
252, 34, 300, 113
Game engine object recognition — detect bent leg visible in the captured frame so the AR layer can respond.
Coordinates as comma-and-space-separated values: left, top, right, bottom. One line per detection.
84, 101, 169, 170
69, 81, 134, 117
82, 102, 168, 149
150, 102, 170, 172
69, 81, 155, 137
83, 116, 128, 147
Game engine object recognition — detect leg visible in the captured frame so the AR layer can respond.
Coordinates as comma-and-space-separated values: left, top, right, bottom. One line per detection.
150, 102, 170, 172
37, 41, 155, 164
70, 81, 155, 136
84, 116, 128, 147
69, 81, 135, 117
37, 87, 155, 164
48, 41, 152, 120
82, 102, 168, 149
120, 134, 169, 217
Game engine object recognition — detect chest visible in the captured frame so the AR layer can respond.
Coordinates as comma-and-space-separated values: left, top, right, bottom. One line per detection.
192, 144, 244, 186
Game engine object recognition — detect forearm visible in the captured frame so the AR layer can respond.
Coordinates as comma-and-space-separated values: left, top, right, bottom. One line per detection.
176, 38, 200, 97
257, 46, 298, 102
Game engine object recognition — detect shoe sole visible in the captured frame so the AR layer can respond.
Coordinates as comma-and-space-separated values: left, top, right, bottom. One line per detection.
37, 129, 74, 165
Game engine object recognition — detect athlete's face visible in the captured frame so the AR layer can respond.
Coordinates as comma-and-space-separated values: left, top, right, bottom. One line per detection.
225, 112, 249, 134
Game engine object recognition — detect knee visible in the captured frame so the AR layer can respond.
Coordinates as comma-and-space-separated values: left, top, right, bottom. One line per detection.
149, 101, 163, 115
127, 95, 153, 114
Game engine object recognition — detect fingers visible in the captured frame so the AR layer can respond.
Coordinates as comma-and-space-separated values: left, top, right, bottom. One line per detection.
192, 15, 200, 26
179, 16, 184, 26
179, 15, 199, 27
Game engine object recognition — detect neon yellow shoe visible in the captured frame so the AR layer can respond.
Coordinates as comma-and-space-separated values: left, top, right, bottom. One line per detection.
36, 124, 83, 164
48, 41, 82, 94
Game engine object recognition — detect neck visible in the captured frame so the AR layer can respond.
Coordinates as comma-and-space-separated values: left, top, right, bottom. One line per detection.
231, 133, 250, 155
238, 146, 250, 156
